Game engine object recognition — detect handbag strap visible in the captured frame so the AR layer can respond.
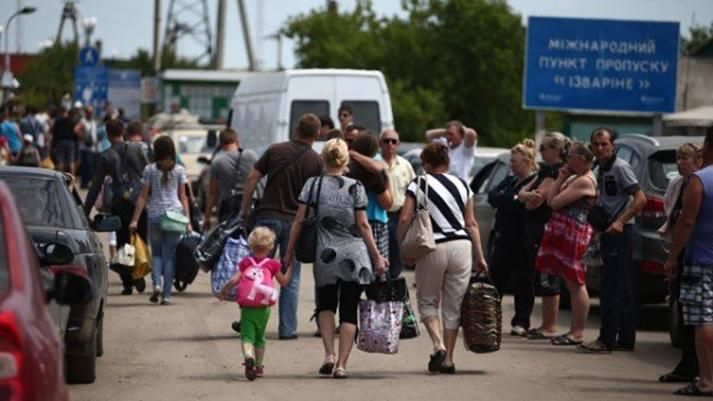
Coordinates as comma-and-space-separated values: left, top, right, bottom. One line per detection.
229, 149, 244, 194
416, 175, 429, 210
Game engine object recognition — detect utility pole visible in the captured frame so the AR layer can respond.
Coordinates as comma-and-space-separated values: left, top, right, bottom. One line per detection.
213, 0, 226, 69
237, 0, 256, 71
153, 0, 162, 73
164, 0, 213, 65
56, 1, 79, 44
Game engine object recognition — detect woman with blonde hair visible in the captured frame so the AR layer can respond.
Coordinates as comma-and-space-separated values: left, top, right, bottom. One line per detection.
283, 138, 387, 379
658, 142, 702, 383
487, 138, 538, 336
518, 132, 572, 340
535, 142, 597, 346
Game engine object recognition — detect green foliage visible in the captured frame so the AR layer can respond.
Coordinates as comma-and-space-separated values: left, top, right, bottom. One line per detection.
681, 22, 713, 55
283, 0, 536, 146
16, 42, 78, 108
16, 44, 202, 109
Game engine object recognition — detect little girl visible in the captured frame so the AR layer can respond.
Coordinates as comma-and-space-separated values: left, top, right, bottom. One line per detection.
220, 226, 292, 381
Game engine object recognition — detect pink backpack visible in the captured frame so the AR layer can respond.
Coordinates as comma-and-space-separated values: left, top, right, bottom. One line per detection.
236, 257, 278, 308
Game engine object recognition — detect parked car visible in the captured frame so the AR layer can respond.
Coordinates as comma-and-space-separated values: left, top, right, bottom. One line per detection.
470, 135, 704, 343
403, 146, 508, 180
0, 167, 120, 384
0, 180, 93, 400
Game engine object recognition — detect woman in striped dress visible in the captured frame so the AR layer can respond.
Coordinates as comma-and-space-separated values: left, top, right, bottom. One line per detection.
535, 143, 597, 346
398, 142, 488, 374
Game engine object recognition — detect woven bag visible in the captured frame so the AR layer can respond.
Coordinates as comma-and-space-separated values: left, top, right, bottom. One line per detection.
461, 272, 502, 353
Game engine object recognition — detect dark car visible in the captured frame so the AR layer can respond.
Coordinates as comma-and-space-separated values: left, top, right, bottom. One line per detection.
0, 180, 94, 400
471, 135, 702, 318
0, 167, 119, 384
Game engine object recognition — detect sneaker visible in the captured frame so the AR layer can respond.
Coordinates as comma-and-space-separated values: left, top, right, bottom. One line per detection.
160, 297, 171, 305
510, 325, 527, 337
149, 287, 160, 303
134, 278, 146, 293
244, 357, 257, 381
120, 287, 133, 295
255, 365, 264, 378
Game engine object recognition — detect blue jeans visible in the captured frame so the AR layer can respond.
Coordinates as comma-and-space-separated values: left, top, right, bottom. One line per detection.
597, 225, 637, 349
255, 218, 301, 337
148, 219, 182, 299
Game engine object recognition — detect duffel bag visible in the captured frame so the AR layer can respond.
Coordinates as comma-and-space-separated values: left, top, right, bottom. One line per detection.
194, 212, 244, 272
174, 233, 202, 291
461, 272, 502, 353
210, 234, 250, 301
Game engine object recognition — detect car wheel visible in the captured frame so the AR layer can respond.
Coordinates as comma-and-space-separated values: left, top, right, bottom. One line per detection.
96, 317, 104, 357
669, 298, 683, 349
65, 331, 97, 384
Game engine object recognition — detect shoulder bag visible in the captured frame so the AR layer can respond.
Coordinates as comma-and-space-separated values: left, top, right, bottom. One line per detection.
295, 176, 323, 263
400, 175, 436, 260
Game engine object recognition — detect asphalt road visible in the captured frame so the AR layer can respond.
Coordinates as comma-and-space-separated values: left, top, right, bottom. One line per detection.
67, 261, 686, 401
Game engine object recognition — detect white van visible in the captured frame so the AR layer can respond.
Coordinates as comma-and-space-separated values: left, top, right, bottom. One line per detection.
228, 69, 394, 154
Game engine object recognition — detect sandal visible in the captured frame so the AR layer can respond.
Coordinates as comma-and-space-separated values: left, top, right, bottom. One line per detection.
428, 350, 446, 373
243, 357, 257, 381
526, 329, 555, 340
673, 383, 713, 397
333, 367, 348, 379
576, 340, 612, 354
318, 356, 336, 376
660, 372, 695, 383
440, 365, 456, 374
550, 335, 582, 346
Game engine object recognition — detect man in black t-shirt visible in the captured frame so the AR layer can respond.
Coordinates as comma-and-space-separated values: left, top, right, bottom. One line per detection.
240, 113, 323, 339
51, 107, 82, 175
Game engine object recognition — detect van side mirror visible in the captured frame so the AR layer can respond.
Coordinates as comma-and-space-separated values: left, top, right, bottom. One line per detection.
52, 271, 93, 305
92, 215, 122, 232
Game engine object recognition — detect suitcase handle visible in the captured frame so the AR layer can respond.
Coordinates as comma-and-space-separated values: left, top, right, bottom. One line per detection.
470, 271, 495, 286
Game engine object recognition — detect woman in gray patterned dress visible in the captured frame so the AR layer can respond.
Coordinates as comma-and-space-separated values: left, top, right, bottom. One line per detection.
284, 138, 388, 379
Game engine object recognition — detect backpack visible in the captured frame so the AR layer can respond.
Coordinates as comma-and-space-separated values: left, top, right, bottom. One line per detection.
110, 144, 144, 206
16, 146, 40, 167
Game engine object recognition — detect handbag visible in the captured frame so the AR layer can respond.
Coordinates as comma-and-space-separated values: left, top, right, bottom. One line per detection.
586, 205, 611, 232
461, 272, 502, 354
211, 234, 250, 301
194, 213, 245, 272
356, 299, 403, 354
131, 233, 151, 280
113, 243, 135, 267
160, 210, 190, 232
364, 276, 420, 340
295, 176, 323, 264
400, 175, 436, 260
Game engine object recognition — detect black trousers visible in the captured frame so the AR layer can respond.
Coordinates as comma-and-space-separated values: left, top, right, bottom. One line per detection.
316, 281, 363, 325
491, 235, 534, 329
112, 199, 148, 289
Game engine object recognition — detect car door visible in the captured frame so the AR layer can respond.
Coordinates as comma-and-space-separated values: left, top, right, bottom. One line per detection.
471, 158, 509, 261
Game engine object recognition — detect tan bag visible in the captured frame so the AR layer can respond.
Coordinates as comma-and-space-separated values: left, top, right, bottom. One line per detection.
400, 175, 436, 260
131, 233, 152, 279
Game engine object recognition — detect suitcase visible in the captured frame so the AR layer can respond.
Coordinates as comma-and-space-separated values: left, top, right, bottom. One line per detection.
174, 233, 202, 292
461, 272, 502, 353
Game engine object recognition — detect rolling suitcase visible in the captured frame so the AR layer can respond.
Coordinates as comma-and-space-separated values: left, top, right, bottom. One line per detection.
174, 233, 202, 292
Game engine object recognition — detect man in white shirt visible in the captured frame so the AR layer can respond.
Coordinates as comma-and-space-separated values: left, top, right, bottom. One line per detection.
426, 120, 478, 182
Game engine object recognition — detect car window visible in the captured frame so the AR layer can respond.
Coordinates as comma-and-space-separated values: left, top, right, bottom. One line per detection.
470, 162, 496, 194
0, 176, 74, 228
289, 100, 329, 139
648, 150, 679, 190
0, 213, 8, 293
485, 163, 509, 192
616, 144, 641, 169
178, 135, 207, 154
340, 101, 381, 133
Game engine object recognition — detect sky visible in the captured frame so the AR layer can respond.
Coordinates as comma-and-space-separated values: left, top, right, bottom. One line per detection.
1, 0, 712, 70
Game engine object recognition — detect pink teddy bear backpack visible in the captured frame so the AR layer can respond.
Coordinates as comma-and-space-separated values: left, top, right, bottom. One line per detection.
236, 257, 279, 308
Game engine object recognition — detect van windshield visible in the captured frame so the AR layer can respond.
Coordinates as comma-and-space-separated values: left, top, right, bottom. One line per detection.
290, 100, 329, 139
341, 101, 381, 133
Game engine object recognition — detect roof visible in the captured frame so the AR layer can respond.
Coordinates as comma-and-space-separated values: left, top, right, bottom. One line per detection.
0, 166, 64, 179
617, 134, 706, 150
161, 69, 258, 83
663, 105, 713, 127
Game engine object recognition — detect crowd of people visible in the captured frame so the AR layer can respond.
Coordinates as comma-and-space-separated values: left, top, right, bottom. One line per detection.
5, 96, 712, 393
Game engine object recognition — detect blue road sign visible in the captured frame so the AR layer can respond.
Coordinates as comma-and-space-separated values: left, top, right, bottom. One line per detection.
73, 65, 108, 110
523, 17, 680, 114
79, 46, 100, 67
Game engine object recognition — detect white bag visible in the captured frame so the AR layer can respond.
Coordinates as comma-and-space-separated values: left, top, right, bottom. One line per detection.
400, 175, 436, 260
113, 243, 136, 267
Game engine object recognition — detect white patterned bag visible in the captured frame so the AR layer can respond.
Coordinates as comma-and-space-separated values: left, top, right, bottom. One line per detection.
356, 299, 403, 354
211, 235, 250, 301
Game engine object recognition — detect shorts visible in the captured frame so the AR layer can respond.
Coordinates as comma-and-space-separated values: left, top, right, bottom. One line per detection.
680, 264, 713, 326
316, 280, 362, 325
371, 221, 389, 259
240, 307, 271, 347
53, 139, 76, 166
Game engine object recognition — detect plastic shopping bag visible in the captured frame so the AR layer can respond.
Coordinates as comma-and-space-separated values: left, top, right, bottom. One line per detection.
210, 234, 250, 301
131, 233, 152, 280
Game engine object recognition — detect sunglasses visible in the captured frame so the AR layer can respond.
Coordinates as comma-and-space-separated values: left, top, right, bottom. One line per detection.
381, 138, 398, 145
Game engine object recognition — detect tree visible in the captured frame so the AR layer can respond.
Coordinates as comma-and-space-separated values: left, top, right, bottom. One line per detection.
681, 22, 713, 55
106, 47, 203, 76
283, 0, 534, 146
16, 42, 78, 109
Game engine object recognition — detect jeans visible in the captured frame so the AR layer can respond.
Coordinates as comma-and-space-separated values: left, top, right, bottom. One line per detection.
255, 218, 301, 337
491, 236, 533, 329
597, 225, 637, 349
387, 211, 402, 279
148, 218, 182, 299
